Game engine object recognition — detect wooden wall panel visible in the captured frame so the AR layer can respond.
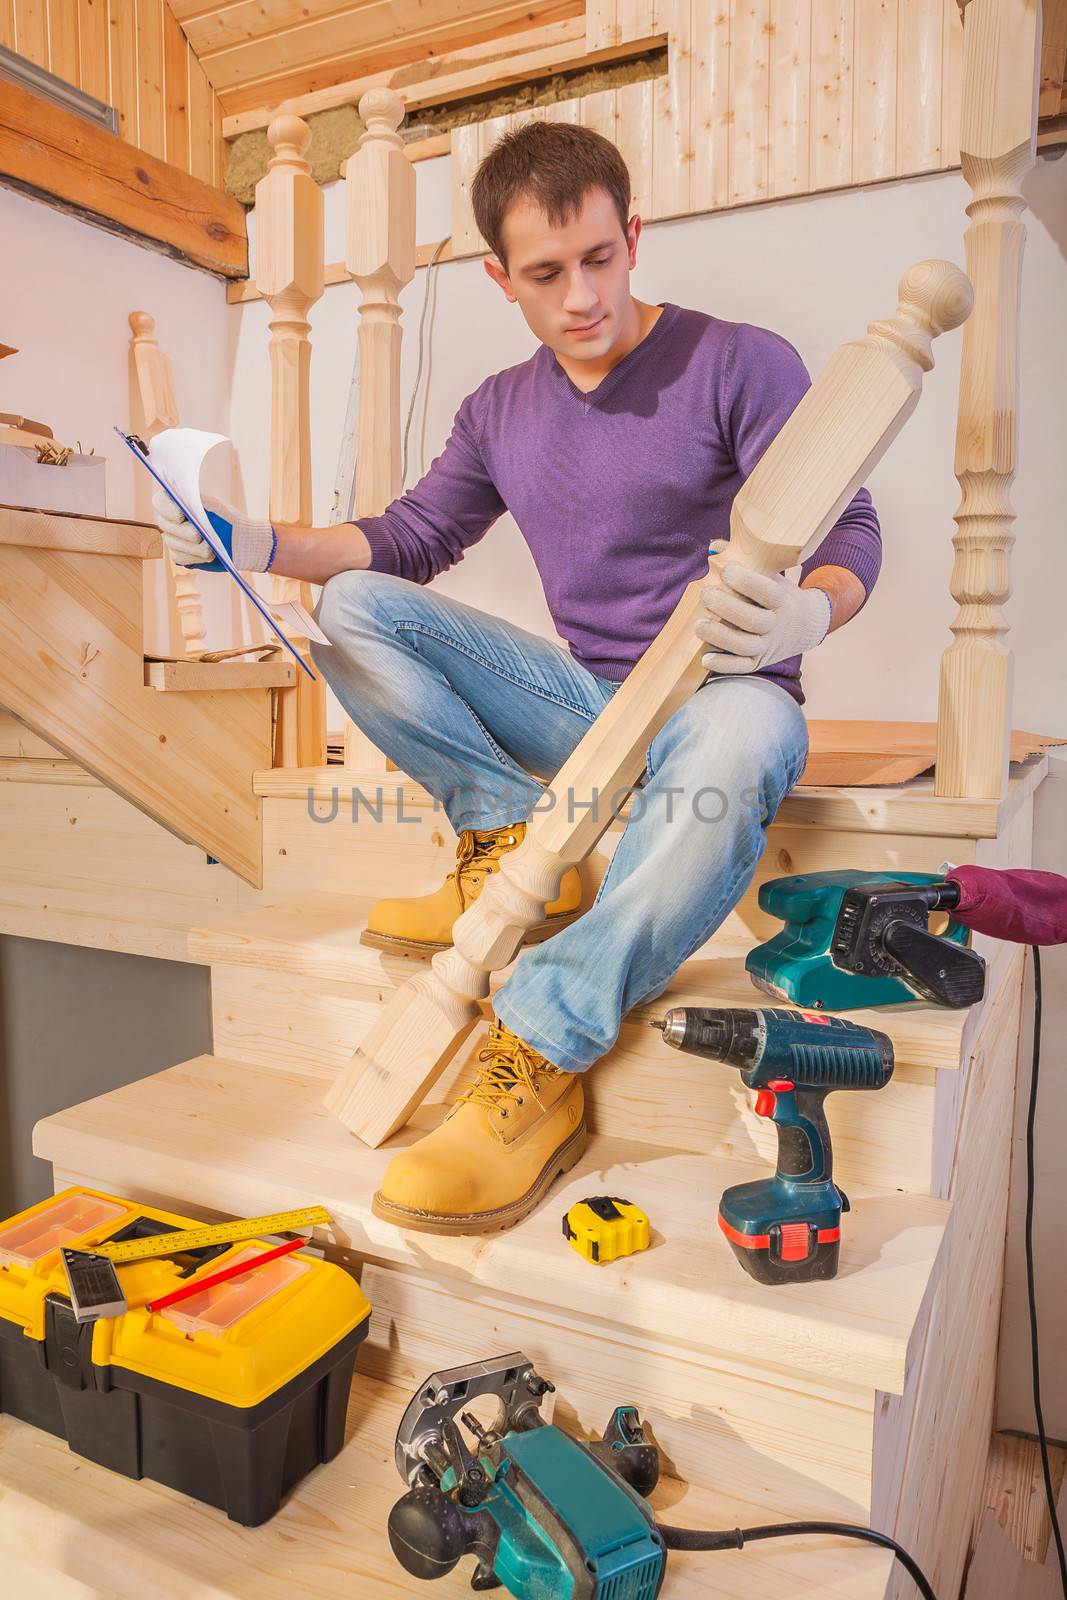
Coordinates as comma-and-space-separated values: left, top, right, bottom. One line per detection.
898, 0, 944, 173
5, 0, 223, 187
811, 0, 854, 191
14, 0, 48, 66
770, 0, 812, 197
76, 0, 110, 103
853, 0, 898, 186
136, 0, 166, 159
48, 0, 81, 87
450, 0, 978, 257
729, 0, 771, 205
692, 0, 730, 210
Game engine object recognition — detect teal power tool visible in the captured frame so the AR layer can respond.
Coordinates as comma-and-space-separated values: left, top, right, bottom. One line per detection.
388, 1353, 665, 1597
388, 1353, 941, 1599
652, 1005, 894, 1284
746, 869, 985, 1010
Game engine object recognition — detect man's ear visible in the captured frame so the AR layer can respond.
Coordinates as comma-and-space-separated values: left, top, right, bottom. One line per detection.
626, 214, 642, 269
484, 255, 516, 302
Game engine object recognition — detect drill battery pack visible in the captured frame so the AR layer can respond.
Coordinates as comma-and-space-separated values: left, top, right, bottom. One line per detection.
0, 1187, 371, 1524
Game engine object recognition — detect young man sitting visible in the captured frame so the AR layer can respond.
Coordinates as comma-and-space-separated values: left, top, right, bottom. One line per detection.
156, 122, 880, 1238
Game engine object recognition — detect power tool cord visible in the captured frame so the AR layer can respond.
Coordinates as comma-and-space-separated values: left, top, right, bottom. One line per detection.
1026, 947, 1067, 1595
657, 1519, 937, 1598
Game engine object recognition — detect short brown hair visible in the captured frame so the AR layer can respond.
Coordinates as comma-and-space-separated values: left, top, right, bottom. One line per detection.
471, 120, 632, 267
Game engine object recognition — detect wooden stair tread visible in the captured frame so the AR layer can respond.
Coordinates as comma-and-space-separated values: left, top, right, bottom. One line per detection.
0, 1372, 892, 1598
190, 893, 971, 1072
0, 503, 160, 557
33, 1053, 949, 1393
145, 659, 296, 692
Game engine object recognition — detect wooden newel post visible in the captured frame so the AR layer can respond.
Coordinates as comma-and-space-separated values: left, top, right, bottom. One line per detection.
344, 87, 416, 519
339, 87, 416, 769
128, 311, 206, 658
934, 0, 1041, 801
326, 260, 973, 1147
255, 113, 327, 767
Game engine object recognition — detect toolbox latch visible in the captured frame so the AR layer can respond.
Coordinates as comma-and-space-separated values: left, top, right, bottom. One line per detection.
43, 1292, 96, 1391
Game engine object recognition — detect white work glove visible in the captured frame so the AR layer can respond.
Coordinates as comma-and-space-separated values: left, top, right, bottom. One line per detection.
152, 489, 277, 573
696, 545, 832, 673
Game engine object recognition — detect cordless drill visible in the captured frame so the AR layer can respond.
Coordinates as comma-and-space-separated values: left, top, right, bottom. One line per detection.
651, 1007, 894, 1285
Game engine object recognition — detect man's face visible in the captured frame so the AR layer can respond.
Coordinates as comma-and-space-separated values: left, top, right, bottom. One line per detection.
485, 186, 641, 363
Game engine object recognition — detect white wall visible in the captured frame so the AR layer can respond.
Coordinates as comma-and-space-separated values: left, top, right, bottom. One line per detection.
230, 148, 1067, 735
2, 185, 241, 650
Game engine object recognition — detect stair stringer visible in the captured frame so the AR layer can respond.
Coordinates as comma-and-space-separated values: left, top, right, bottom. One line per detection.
0, 509, 270, 885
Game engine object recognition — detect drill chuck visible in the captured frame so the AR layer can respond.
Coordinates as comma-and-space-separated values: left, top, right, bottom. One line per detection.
653, 1007, 764, 1068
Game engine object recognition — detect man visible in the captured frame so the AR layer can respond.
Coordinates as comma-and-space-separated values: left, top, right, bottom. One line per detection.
156, 122, 880, 1238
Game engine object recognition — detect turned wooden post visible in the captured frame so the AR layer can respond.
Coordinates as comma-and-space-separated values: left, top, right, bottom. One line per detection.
934, 0, 1042, 800
128, 311, 207, 658
255, 113, 327, 768
326, 260, 974, 1147
339, 88, 416, 771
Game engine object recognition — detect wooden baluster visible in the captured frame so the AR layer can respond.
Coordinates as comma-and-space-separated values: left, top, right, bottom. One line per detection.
341, 87, 416, 771
255, 114, 327, 768
934, 0, 1041, 800
128, 311, 207, 658
327, 260, 974, 1146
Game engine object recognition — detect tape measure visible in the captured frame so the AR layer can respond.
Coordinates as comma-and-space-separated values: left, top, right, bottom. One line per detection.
97, 1206, 333, 1264
562, 1196, 650, 1265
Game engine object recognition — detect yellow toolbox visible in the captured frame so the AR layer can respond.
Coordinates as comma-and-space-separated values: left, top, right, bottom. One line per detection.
0, 1187, 371, 1524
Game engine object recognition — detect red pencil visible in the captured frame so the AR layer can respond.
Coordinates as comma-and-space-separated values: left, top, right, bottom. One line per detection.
147, 1236, 304, 1314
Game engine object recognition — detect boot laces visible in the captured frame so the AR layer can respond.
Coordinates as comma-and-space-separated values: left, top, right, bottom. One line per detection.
456, 1023, 555, 1118
449, 826, 521, 890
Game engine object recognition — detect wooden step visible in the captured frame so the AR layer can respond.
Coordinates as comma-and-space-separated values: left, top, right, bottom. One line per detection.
0, 1371, 893, 1599
32, 1052, 948, 1396
144, 658, 296, 692
192, 895, 971, 1195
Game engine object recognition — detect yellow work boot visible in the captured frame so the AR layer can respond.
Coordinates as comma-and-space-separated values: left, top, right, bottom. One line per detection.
360, 821, 582, 956
372, 1020, 587, 1234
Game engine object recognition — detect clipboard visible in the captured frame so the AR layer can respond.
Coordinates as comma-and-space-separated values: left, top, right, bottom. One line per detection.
115, 426, 317, 682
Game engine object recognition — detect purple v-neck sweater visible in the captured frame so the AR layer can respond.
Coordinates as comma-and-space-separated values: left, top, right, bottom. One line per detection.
357, 302, 881, 704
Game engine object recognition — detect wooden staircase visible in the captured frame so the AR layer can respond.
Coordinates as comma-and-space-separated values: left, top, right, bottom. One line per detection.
0, 742, 1047, 1599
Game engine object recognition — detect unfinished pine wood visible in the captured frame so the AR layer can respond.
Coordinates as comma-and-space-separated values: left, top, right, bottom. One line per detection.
0, 1368, 893, 1598
255, 114, 327, 768
0, 712, 65, 758
769, 0, 812, 198
128, 310, 207, 659
363, 1262, 879, 1517
0, 504, 160, 557
328, 259, 973, 1146
935, 0, 1041, 802
34, 1053, 949, 1393
345, 89, 416, 521
222, 22, 561, 133
872, 956, 1024, 1599
193, 0, 585, 115
0, 74, 245, 276
0, 517, 269, 883
144, 657, 295, 690
854, 0, 898, 187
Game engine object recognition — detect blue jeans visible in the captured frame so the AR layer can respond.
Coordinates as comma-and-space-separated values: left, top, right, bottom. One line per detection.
314, 570, 809, 1074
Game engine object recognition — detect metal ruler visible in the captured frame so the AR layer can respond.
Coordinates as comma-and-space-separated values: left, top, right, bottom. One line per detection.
96, 1206, 333, 1264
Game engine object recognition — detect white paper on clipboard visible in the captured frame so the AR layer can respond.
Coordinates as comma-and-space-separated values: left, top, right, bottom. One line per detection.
127, 426, 318, 680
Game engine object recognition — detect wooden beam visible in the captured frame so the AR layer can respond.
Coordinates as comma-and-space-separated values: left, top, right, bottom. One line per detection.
203, 0, 582, 114
145, 658, 295, 690
0, 75, 247, 277
221, 18, 582, 136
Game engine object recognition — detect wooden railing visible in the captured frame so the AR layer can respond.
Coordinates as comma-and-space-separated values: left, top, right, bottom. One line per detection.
242, 5, 1043, 803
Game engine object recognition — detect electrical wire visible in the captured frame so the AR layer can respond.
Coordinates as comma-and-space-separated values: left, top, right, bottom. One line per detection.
658, 1518, 937, 1599
401, 237, 449, 486
1025, 945, 1067, 1596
